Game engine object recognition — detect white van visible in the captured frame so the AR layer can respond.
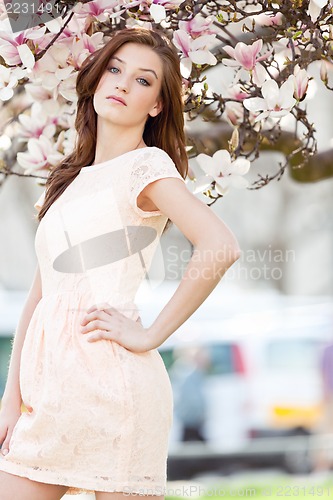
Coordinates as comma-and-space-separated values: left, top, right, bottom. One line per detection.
145, 293, 333, 474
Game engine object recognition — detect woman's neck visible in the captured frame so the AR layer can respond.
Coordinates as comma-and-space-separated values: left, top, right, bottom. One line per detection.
93, 122, 146, 165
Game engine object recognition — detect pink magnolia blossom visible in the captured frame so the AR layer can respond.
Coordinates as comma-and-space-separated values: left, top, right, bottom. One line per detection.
225, 83, 249, 101
243, 75, 297, 122
0, 27, 46, 69
73, 0, 125, 22
17, 134, 64, 174
293, 64, 309, 100
24, 82, 54, 101
30, 44, 74, 97
173, 29, 217, 78
193, 150, 250, 196
222, 39, 270, 87
253, 12, 283, 26
29, 32, 102, 101
24, 81, 64, 118
224, 102, 244, 127
18, 102, 57, 141
68, 32, 104, 70
178, 15, 217, 38
221, 84, 249, 126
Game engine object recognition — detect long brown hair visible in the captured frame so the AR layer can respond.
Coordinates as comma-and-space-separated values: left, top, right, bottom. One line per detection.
37, 26, 188, 234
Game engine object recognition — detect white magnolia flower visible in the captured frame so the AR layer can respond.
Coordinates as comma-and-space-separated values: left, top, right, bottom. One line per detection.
193, 150, 250, 196
243, 76, 297, 122
0, 65, 25, 101
172, 30, 217, 78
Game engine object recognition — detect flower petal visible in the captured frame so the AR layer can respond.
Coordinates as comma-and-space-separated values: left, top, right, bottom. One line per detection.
189, 49, 217, 66
254, 110, 270, 122
196, 153, 216, 175
215, 180, 229, 195
179, 57, 192, 78
17, 44, 35, 69
261, 79, 279, 104
0, 86, 14, 101
228, 175, 250, 189
243, 97, 267, 112
149, 3, 166, 23
212, 149, 231, 174
252, 63, 269, 87
231, 159, 251, 175
221, 58, 241, 67
191, 34, 216, 51
192, 174, 215, 194
235, 42, 256, 70
223, 45, 236, 59
279, 76, 297, 108
173, 30, 190, 56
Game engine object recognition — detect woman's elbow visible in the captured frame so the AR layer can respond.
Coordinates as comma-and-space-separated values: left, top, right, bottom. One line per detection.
214, 234, 241, 265
223, 244, 241, 266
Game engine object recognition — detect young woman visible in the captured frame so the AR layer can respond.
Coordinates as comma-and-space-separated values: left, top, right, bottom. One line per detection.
0, 27, 240, 500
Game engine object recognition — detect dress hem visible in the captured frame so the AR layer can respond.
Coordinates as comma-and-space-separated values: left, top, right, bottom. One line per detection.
0, 457, 167, 496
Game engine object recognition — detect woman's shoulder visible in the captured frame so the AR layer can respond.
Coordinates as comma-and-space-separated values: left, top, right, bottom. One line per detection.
130, 146, 185, 184
138, 146, 174, 163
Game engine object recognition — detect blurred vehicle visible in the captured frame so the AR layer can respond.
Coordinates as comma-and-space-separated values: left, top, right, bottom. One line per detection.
154, 299, 333, 476
244, 312, 331, 440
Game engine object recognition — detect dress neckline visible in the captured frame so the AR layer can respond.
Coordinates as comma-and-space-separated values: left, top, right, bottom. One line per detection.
80, 146, 155, 173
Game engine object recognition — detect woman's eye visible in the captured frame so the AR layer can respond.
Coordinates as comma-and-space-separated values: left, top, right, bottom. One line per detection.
138, 78, 150, 86
108, 67, 119, 73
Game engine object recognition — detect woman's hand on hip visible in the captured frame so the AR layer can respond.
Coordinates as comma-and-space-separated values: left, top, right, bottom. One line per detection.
80, 303, 159, 353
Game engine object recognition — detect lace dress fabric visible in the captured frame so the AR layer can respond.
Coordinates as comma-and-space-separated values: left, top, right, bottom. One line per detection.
0, 146, 186, 495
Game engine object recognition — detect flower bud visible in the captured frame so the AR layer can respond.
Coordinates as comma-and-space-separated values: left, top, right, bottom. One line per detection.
320, 60, 328, 84
229, 128, 239, 152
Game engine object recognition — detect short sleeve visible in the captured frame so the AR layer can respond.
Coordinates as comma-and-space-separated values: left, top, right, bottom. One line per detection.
34, 189, 46, 212
128, 148, 186, 218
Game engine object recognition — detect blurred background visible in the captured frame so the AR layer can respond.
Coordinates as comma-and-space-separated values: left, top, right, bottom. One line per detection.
1, 26, 333, 500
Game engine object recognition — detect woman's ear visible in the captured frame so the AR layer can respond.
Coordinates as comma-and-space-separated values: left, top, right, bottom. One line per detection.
149, 99, 163, 118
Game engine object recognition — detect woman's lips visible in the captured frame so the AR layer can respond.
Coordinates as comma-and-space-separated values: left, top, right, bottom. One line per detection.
107, 96, 127, 105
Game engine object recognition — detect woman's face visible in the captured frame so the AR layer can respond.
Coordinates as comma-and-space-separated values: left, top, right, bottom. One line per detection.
93, 42, 164, 129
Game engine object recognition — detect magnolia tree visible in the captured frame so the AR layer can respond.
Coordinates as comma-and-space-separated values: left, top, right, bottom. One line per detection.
0, 0, 332, 205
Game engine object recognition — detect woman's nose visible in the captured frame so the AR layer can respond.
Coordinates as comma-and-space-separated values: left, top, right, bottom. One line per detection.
116, 81, 129, 93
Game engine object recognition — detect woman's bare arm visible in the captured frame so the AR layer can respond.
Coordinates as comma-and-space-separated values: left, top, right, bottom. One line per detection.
1, 264, 42, 410
142, 177, 241, 347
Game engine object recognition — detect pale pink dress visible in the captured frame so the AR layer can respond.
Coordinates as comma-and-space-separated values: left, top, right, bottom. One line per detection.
0, 146, 186, 495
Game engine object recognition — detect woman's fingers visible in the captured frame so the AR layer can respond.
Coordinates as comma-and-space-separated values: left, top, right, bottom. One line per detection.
81, 318, 111, 333
86, 302, 118, 314
81, 307, 119, 327
0, 428, 10, 455
81, 305, 120, 331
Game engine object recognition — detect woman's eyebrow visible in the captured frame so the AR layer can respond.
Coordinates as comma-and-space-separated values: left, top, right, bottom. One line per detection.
110, 56, 158, 79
